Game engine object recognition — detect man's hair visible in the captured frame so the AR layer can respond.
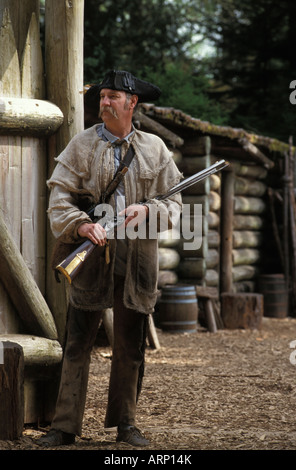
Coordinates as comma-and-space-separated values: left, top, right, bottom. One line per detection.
125, 92, 138, 112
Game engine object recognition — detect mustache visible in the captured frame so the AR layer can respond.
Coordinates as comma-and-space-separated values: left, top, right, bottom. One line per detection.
99, 106, 119, 119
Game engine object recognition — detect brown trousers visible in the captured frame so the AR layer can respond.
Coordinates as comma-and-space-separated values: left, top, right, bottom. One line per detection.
51, 276, 148, 436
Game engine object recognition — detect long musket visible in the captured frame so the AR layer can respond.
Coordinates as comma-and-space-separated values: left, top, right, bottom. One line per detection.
55, 159, 229, 283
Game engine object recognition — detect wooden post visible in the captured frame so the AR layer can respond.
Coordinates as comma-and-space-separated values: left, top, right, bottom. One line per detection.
287, 137, 296, 314
0, 1, 64, 426
147, 314, 161, 349
0, 334, 62, 424
195, 286, 221, 332
45, 0, 85, 343
0, 4, 63, 331
45, 0, 84, 149
0, 0, 40, 62
0, 208, 58, 340
0, 7, 23, 332
221, 293, 263, 329
102, 309, 114, 349
220, 169, 234, 293
101, 309, 161, 350
20, 8, 45, 295
0, 341, 24, 440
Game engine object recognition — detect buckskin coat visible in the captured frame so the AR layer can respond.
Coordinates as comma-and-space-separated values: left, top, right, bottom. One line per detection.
47, 124, 182, 314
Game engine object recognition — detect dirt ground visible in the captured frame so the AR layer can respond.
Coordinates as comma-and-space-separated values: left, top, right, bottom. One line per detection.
1, 315, 296, 453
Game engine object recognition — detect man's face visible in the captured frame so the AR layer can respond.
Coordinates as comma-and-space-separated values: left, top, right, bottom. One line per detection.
99, 88, 137, 124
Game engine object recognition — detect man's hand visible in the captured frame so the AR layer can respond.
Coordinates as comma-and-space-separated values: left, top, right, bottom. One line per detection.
119, 204, 149, 228
78, 222, 107, 246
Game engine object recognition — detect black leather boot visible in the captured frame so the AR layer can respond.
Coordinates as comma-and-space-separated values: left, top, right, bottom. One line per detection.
116, 423, 149, 447
36, 429, 75, 447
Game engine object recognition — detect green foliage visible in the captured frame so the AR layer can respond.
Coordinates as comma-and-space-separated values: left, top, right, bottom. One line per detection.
83, 0, 295, 140
83, 0, 195, 81
139, 63, 229, 124
198, 0, 296, 141
83, 0, 228, 124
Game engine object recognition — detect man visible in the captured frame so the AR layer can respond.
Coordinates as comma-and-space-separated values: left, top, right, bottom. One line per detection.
37, 70, 182, 447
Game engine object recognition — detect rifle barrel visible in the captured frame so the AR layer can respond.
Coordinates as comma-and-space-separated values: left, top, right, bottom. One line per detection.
55, 159, 229, 283
156, 159, 228, 200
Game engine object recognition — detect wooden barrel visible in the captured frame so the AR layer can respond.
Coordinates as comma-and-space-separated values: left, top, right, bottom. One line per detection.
158, 285, 198, 333
258, 274, 288, 318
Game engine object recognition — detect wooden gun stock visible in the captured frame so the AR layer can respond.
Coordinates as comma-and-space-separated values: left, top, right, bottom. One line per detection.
55, 239, 97, 284
55, 159, 229, 284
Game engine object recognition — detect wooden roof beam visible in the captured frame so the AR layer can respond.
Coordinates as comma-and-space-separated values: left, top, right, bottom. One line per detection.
238, 137, 274, 169
134, 110, 184, 148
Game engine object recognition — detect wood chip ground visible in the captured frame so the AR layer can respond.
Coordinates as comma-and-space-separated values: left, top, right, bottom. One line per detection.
1, 317, 296, 451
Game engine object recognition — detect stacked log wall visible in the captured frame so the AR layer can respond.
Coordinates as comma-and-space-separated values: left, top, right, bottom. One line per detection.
173, 136, 221, 288
231, 162, 267, 292
152, 124, 269, 299
157, 148, 182, 287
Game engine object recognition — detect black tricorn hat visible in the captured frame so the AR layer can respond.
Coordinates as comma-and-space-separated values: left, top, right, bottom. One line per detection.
97, 70, 161, 103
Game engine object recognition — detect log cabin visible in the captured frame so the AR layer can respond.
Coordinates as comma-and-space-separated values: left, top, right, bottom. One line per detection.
132, 104, 295, 328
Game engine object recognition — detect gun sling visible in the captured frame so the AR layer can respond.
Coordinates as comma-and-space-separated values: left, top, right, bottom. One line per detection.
53, 144, 135, 282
